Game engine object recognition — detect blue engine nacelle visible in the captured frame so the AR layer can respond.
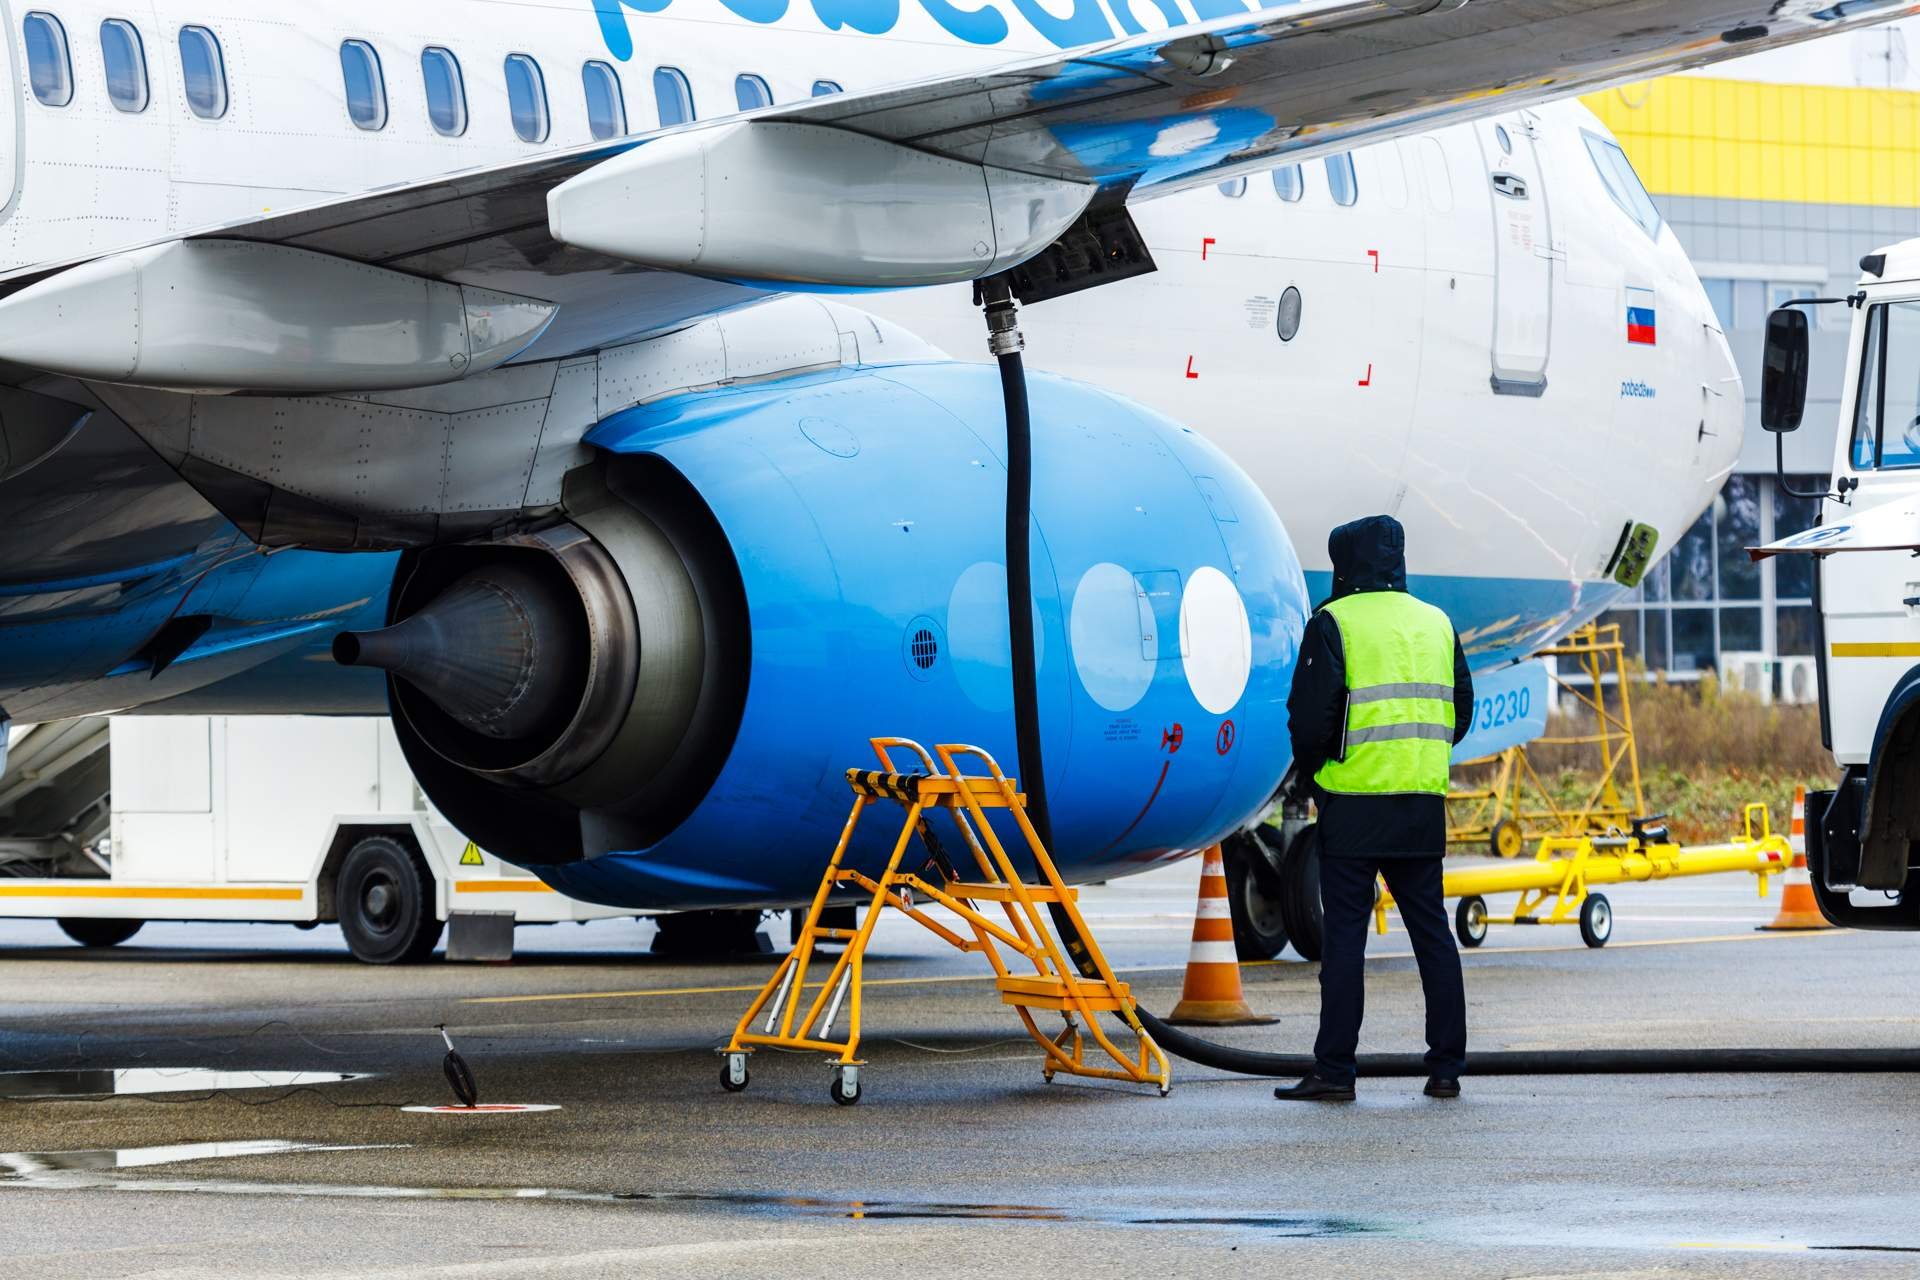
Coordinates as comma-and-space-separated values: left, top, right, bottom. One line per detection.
351, 360, 1308, 910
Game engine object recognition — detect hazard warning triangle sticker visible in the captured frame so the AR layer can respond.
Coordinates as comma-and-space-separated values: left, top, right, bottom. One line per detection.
459, 842, 484, 867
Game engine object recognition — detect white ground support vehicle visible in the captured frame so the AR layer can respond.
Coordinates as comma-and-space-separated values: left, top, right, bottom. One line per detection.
1755, 243, 1920, 930
0, 716, 643, 962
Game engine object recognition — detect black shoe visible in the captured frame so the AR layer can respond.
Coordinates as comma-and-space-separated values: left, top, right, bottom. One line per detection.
1423, 1076, 1460, 1099
1273, 1074, 1355, 1102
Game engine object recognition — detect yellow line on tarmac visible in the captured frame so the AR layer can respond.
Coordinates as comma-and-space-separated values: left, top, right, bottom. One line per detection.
461, 926, 1847, 1006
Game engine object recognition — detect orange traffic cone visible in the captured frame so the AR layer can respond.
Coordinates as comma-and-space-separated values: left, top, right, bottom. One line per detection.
1760, 787, 1833, 932
1168, 845, 1277, 1025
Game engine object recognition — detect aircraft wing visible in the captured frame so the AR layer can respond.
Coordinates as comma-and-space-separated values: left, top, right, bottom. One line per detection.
0, 0, 1914, 384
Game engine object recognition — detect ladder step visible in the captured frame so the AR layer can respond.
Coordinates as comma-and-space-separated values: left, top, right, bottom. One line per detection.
995, 974, 1132, 1012
945, 882, 1076, 904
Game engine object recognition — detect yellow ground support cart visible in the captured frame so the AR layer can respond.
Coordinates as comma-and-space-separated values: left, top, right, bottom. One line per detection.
721, 738, 1169, 1105
1448, 624, 1646, 858
1386, 806, 1792, 949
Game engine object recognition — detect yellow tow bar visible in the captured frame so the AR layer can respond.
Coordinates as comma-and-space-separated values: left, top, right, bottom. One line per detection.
1378, 804, 1793, 950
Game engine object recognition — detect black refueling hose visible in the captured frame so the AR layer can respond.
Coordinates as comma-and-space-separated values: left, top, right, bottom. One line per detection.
981, 286, 1920, 1081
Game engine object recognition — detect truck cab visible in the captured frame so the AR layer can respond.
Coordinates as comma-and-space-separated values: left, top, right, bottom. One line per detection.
1760, 241, 1920, 928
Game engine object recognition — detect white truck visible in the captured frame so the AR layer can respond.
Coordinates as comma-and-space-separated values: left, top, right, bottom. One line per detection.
1754, 240, 1920, 930
0, 715, 645, 961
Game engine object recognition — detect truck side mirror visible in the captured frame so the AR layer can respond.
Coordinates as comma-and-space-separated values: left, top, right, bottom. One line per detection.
1761, 306, 1809, 434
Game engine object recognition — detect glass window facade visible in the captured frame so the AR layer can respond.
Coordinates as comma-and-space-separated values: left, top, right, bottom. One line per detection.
1601, 474, 1826, 687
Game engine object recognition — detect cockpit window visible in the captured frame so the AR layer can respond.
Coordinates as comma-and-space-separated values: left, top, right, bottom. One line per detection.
1850, 301, 1920, 471
1582, 130, 1661, 239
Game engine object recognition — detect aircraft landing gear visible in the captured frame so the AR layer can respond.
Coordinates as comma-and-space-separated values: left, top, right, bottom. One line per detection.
1276, 824, 1325, 962
1223, 828, 1290, 960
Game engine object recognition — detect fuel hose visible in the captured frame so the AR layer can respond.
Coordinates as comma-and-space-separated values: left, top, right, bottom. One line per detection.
986, 292, 1920, 1081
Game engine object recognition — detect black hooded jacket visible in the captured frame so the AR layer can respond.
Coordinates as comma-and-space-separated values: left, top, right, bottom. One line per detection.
1287, 515, 1474, 859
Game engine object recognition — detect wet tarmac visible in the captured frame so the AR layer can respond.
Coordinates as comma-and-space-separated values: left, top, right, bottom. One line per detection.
2, 861, 1918, 1278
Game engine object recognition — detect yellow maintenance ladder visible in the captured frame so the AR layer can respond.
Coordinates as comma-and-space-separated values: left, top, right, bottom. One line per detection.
721, 738, 1169, 1105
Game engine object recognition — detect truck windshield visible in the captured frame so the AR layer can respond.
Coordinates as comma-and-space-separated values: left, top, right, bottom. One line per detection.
1850, 300, 1920, 471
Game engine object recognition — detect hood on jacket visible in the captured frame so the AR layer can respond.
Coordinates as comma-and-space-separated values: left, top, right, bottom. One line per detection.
1326, 514, 1408, 602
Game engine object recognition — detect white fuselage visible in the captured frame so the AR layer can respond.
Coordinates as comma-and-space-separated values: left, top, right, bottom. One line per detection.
0, 0, 1742, 660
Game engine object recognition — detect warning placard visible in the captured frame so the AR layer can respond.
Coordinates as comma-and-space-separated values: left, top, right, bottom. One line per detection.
459, 842, 484, 867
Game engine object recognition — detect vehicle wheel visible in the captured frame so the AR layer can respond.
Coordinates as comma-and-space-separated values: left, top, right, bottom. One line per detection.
1490, 818, 1525, 859
1279, 825, 1324, 963
1224, 829, 1290, 960
1454, 895, 1489, 948
1579, 893, 1613, 948
721, 1055, 750, 1093
57, 918, 143, 949
337, 834, 442, 964
829, 1066, 861, 1106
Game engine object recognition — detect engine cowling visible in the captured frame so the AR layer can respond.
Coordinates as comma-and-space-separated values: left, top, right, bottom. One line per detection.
339, 359, 1308, 908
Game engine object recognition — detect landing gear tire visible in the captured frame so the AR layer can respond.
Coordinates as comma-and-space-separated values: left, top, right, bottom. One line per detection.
721, 1054, 750, 1093
1455, 895, 1489, 948
1579, 893, 1613, 948
1223, 829, 1290, 960
337, 834, 443, 965
829, 1065, 861, 1106
1278, 824, 1324, 963
1491, 818, 1524, 859
57, 918, 143, 949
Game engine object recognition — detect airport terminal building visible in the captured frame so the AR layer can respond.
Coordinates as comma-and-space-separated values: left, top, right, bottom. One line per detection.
1582, 32, 1920, 698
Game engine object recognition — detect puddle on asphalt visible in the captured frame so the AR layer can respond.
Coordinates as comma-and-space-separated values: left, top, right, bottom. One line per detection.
0, 1068, 367, 1099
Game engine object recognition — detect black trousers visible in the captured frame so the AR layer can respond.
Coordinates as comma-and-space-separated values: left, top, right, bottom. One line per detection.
1313, 855, 1467, 1085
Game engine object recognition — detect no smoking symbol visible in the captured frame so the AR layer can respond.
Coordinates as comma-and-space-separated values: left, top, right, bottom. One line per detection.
1215, 720, 1236, 755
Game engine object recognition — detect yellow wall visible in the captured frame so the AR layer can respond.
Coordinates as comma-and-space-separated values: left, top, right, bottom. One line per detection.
1581, 77, 1920, 206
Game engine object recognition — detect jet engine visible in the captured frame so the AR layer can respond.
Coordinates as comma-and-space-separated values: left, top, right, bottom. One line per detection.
337, 359, 1309, 910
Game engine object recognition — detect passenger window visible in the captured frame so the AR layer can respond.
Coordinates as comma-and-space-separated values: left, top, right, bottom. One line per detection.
23, 12, 72, 108
100, 19, 149, 113
1271, 164, 1303, 202
583, 60, 626, 140
178, 25, 227, 119
1850, 301, 1920, 471
1324, 153, 1357, 206
421, 47, 467, 137
1582, 130, 1661, 239
735, 73, 772, 111
654, 66, 695, 126
810, 79, 842, 97
1218, 176, 1247, 198
505, 54, 549, 143
340, 40, 387, 131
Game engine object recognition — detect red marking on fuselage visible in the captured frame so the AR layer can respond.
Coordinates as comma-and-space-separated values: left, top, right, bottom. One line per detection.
1185, 356, 1199, 379
1357, 363, 1372, 387
1202, 237, 1216, 260
1367, 249, 1379, 272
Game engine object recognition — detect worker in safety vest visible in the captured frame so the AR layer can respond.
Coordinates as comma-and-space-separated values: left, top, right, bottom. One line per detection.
1275, 514, 1473, 1103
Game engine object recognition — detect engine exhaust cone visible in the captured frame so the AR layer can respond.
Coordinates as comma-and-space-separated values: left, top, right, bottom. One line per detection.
334, 562, 586, 744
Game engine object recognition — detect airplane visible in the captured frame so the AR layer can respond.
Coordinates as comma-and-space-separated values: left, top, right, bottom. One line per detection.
0, 0, 1897, 961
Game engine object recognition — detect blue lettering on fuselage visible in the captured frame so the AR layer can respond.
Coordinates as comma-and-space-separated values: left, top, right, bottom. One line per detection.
592, 0, 1266, 56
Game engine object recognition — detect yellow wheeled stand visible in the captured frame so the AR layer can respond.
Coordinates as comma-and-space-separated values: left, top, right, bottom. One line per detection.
1381, 805, 1793, 950
721, 738, 1170, 1105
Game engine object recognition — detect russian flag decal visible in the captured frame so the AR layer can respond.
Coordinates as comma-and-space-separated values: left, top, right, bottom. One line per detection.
1626, 286, 1657, 345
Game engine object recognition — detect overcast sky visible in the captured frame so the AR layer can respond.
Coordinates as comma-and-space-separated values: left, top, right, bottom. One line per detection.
1698, 17, 1920, 88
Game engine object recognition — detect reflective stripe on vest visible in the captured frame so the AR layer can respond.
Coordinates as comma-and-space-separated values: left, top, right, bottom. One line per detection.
1313, 590, 1456, 797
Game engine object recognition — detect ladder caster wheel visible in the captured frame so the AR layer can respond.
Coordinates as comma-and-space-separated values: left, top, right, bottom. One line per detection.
1455, 896, 1489, 948
1042, 1070, 1055, 1084
830, 1066, 861, 1106
1158, 1085, 1172, 1098
720, 1054, 750, 1093
1579, 893, 1612, 949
